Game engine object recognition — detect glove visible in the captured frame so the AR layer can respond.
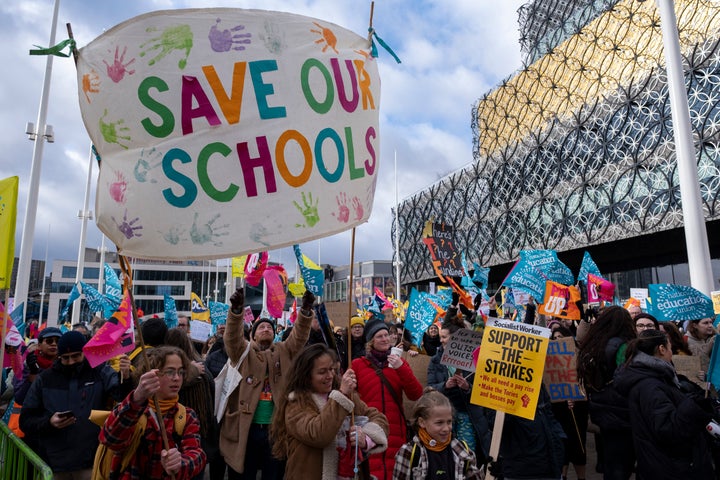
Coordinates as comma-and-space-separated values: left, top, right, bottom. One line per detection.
301, 290, 316, 312
487, 456, 503, 477
229, 288, 244, 313
459, 303, 472, 317
474, 293, 483, 311
26, 352, 40, 374
451, 292, 459, 307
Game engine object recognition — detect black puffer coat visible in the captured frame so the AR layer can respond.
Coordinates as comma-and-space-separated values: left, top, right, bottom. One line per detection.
614, 352, 715, 480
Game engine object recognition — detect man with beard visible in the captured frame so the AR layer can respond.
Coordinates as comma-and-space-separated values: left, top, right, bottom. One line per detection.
221, 288, 315, 480
20, 331, 132, 478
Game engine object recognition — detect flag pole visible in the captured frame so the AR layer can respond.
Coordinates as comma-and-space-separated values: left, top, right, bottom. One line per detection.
347, 228, 356, 372
118, 254, 175, 479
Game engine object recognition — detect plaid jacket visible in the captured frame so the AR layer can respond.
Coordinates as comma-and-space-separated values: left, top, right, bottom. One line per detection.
392, 436, 484, 480
99, 391, 207, 480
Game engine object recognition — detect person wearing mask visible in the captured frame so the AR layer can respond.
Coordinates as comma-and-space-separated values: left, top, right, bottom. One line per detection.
220, 288, 315, 480
20, 331, 132, 478
351, 318, 424, 480
614, 329, 715, 479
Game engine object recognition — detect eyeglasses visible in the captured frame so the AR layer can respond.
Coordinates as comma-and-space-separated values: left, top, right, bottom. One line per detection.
59, 352, 83, 362
43, 337, 59, 345
636, 323, 656, 330
160, 369, 186, 378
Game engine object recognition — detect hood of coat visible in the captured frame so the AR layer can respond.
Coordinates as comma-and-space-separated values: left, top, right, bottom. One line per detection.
614, 351, 680, 395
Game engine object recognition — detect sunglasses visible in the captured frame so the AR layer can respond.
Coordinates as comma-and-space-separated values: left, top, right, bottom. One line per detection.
43, 337, 59, 345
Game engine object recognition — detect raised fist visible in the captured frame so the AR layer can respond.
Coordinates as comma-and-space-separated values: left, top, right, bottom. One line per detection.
229, 288, 245, 313
301, 290, 316, 311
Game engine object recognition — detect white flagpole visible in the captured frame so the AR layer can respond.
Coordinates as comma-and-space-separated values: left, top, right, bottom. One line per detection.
71, 145, 94, 326
14, 0, 61, 323
394, 150, 401, 299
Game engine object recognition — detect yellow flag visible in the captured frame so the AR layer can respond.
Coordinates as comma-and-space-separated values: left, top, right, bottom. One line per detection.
302, 254, 321, 271
0, 177, 19, 290
288, 280, 306, 298
232, 256, 248, 278
190, 292, 210, 322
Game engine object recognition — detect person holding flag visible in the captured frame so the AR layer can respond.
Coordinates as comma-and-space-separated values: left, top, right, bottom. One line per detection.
220, 287, 315, 480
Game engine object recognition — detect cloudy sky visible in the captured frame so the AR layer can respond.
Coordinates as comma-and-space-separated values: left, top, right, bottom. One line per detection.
0, 0, 526, 278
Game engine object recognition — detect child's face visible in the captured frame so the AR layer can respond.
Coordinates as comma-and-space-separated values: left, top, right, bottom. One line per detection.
418, 406, 453, 444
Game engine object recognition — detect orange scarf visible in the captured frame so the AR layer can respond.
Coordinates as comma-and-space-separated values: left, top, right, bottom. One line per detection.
151, 396, 179, 416
418, 427, 451, 452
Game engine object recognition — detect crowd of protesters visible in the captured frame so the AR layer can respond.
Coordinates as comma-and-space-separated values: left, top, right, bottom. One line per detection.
2, 286, 720, 480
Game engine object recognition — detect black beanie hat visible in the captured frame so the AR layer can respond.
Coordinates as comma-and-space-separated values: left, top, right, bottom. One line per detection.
364, 318, 388, 343
141, 318, 169, 346
57, 331, 87, 355
251, 317, 276, 339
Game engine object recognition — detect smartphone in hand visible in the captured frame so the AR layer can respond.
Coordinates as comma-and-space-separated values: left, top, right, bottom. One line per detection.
57, 411, 75, 419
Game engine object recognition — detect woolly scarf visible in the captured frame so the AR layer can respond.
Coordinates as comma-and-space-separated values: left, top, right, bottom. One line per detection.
367, 348, 389, 368
418, 427, 451, 452
152, 396, 179, 416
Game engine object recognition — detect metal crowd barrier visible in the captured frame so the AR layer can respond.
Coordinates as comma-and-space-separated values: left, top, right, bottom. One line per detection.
0, 421, 52, 480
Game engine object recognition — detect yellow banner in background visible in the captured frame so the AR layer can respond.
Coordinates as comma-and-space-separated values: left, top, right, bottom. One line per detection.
0, 176, 19, 290
471, 319, 551, 420
232, 256, 248, 279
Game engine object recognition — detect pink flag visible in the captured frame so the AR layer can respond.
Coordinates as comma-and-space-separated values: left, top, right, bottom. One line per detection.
264, 266, 288, 318
289, 298, 297, 324
587, 273, 615, 303
0, 302, 25, 377
83, 289, 136, 367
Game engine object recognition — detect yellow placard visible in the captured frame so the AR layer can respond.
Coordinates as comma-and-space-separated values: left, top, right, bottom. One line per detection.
471, 319, 551, 420
711, 290, 720, 315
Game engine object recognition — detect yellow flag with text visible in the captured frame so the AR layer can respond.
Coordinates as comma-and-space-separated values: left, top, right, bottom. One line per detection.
0, 177, 19, 289
232, 256, 247, 279
190, 292, 210, 322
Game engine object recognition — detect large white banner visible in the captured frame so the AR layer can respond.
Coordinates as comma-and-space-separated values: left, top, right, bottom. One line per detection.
77, 9, 380, 259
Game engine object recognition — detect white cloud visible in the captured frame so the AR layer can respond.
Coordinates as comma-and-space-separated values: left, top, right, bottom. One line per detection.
3, 0, 525, 279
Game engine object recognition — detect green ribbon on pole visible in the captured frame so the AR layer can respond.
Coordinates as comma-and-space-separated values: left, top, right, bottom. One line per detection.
368, 28, 401, 64
29, 38, 76, 58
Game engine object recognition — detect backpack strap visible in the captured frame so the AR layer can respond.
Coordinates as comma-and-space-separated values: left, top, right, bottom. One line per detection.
409, 442, 419, 471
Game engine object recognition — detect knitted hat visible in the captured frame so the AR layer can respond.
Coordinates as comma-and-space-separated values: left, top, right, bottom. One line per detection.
364, 318, 388, 343
38, 327, 62, 341
252, 317, 276, 338
350, 316, 365, 328
57, 331, 87, 355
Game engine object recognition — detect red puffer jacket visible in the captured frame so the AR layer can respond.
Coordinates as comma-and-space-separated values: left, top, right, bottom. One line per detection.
351, 357, 423, 480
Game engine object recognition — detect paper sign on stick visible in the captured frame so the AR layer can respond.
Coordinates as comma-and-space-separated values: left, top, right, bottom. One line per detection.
440, 328, 484, 372
471, 319, 551, 420
77, 9, 380, 260
542, 337, 585, 402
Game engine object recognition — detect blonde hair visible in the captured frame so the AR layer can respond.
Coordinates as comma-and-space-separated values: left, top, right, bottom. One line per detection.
411, 387, 453, 430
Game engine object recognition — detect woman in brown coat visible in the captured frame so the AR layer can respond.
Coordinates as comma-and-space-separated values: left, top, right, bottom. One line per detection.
272, 344, 388, 479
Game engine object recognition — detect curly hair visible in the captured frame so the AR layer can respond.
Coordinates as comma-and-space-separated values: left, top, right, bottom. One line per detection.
270, 344, 339, 459
577, 305, 635, 391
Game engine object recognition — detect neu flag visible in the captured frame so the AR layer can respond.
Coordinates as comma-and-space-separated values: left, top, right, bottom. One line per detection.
209, 301, 229, 329
405, 288, 437, 347
707, 334, 720, 391
293, 244, 324, 297
83, 289, 136, 367
502, 259, 547, 303
0, 176, 18, 289
164, 294, 178, 328
60, 283, 81, 320
520, 250, 574, 286
103, 264, 122, 318
80, 282, 109, 314
647, 284, 714, 321
577, 251, 602, 283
